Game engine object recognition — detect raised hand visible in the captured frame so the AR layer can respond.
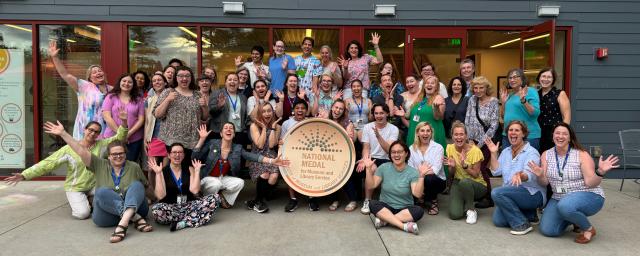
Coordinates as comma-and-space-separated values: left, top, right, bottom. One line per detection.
484, 137, 500, 153
197, 124, 211, 139
254, 119, 266, 129
317, 108, 329, 119
147, 159, 163, 174
390, 84, 397, 98
443, 156, 456, 168
433, 97, 445, 108
527, 160, 545, 177
216, 91, 226, 108
47, 40, 60, 58
275, 90, 285, 101
519, 88, 527, 102
393, 106, 406, 117
418, 162, 432, 177
264, 90, 272, 102
272, 154, 291, 167
333, 90, 344, 101
372, 126, 381, 138
510, 171, 524, 186
234, 56, 243, 67
43, 121, 65, 136
191, 159, 204, 173
272, 117, 282, 129
597, 155, 620, 175
282, 57, 289, 70
370, 32, 381, 46
4, 173, 25, 186
166, 90, 178, 103
500, 87, 509, 104
337, 56, 349, 67
199, 94, 209, 107
297, 89, 306, 100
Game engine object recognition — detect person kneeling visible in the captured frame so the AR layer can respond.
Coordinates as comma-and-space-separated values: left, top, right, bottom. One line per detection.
44, 121, 152, 243
364, 141, 426, 235
149, 143, 219, 232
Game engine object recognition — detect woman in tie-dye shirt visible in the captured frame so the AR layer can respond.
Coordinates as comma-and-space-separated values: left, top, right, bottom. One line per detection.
48, 41, 111, 140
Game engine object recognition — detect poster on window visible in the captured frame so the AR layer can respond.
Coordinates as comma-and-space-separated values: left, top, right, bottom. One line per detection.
0, 49, 25, 168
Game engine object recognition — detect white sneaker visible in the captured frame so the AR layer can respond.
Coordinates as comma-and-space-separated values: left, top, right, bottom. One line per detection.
466, 209, 477, 224
360, 199, 370, 215
374, 217, 387, 229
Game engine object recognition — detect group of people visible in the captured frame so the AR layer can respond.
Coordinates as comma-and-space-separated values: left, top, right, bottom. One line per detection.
4, 35, 617, 244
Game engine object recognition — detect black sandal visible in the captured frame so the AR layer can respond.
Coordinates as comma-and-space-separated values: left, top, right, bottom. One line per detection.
110, 225, 128, 243
427, 200, 439, 215
133, 218, 153, 232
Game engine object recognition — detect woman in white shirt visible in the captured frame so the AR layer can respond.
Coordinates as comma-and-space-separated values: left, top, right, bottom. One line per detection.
408, 121, 444, 215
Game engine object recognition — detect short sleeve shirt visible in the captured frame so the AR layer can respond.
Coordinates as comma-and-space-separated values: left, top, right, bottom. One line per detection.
101, 94, 145, 142
361, 122, 399, 160
445, 144, 486, 186
269, 54, 296, 93
294, 55, 323, 95
89, 154, 148, 192
376, 162, 420, 209
345, 54, 374, 90
73, 79, 111, 140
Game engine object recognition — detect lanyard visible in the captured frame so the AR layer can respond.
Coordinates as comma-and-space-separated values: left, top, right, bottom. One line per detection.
555, 146, 571, 178
417, 98, 428, 111
169, 169, 183, 194
355, 97, 363, 116
225, 91, 238, 112
111, 164, 125, 191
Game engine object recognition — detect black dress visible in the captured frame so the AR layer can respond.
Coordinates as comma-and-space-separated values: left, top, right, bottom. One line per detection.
538, 88, 564, 152
443, 96, 469, 138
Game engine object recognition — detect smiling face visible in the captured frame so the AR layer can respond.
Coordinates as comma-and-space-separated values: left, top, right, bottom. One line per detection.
89, 67, 106, 85
320, 76, 333, 92
460, 62, 474, 80
221, 123, 235, 140
293, 103, 307, 121
168, 145, 185, 166
451, 78, 463, 95
286, 76, 298, 93
198, 79, 211, 94
421, 65, 435, 78
237, 70, 249, 84
424, 77, 437, 96
251, 50, 262, 63
373, 106, 388, 124
405, 76, 418, 92
381, 75, 393, 92
473, 82, 487, 98
331, 101, 345, 120
151, 75, 166, 93
108, 146, 127, 167
552, 126, 570, 149
301, 39, 313, 55
452, 127, 468, 148
119, 76, 134, 94
320, 47, 331, 61
508, 71, 523, 88
273, 40, 285, 55
134, 73, 146, 89
348, 43, 359, 58
225, 74, 239, 93
163, 67, 175, 83
254, 81, 268, 98
351, 81, 363, 97
83, 123, 102, 143
176, 70, 192, 89
204, 68, 216, 80
261, 104, 274, 123
507, 123, 525, 147
417, 125, 433, 144
381, 63, 393, 76
389, 144, 408, 165
539, 71, 554, 89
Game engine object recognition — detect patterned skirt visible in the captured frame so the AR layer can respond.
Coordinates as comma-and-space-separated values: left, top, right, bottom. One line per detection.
151, 194, 219, 228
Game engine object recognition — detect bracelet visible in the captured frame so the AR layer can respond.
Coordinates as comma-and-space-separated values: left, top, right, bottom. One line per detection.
594, 168, 604, 177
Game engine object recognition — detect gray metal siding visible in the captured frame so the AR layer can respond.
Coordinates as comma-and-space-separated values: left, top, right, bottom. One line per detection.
1, 0, 640, 175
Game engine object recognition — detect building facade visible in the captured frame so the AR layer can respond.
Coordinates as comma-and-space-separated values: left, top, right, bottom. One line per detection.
0, 0, 638, 176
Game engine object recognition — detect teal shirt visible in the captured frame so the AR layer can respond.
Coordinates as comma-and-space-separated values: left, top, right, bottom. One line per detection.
375, 162, 419, 209
503, 87, 541, 139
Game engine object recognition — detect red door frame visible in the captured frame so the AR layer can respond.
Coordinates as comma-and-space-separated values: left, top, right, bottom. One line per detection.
521, 19, 556, 69
0, 20, 573, 180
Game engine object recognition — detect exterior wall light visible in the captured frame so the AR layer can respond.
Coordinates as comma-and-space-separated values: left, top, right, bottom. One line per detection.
375, 4, 396, 16
537, 5, 560, 17
223, 2, 245, 14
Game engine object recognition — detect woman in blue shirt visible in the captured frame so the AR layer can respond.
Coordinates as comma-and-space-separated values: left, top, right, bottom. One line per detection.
500, 69, 541, 151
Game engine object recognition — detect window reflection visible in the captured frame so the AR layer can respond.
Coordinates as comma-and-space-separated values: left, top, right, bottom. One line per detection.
0, 24, 34, 174
201, 27, 268, 87
39, 25, 101, 168
129, 26, 198, 76
273, 28, 339, 62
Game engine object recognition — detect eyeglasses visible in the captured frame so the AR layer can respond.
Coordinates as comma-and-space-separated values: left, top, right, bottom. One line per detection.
86, 128, 101, 134
170, 151, 185, 155
390, 150, 405, 155
109, 152, 126, 157
508, 75, 521, 80
177, 74, 192, 79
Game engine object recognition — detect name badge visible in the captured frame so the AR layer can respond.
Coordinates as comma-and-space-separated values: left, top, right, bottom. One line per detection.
177, 195, 187, 204
412, 115, 420, 122
232, 113, 240, 120
555, 185, 567, 194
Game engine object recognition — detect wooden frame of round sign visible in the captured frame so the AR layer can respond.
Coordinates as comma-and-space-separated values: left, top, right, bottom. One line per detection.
278, 118, 356, 197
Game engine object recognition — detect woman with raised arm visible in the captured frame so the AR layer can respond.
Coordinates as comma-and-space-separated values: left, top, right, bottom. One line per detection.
338, 33, 383, 99
192, 123, 289, 209
500, 68, 541, 150
245, 103, 282, 213
364, 141, 426, 235
485, 120, 545, 236
149, 143, 219, 232
528, 123, 619, 244
345, 79, 372, 141
47, 40, 111, 139
102, 74, 145, 161
247, 79, 277, 120
4, 110, 128, 220
403, 75, 446, 149
408, 122, 445, 215
41, 121, 152, 243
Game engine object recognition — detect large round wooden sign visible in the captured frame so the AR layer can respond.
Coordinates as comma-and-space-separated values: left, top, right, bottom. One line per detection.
279, 118, 356, 197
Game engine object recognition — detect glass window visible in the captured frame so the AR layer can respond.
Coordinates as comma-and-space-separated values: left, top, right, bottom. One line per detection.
201, 27, 269, 88
0, 24, 34, 175
129, 26, 198, 76
412, 38, 461, 86
467, 30, 520, 97
39, 25, 101, 174
364, 29, 405, 85
273, 28, 339, 62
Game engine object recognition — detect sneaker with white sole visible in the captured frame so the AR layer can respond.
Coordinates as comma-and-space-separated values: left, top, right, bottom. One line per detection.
374, 217, 387, 229
403, 222, 419, 235
253, 200, 269, 213
284, 198, 298, 212
510, 224, 533, 235
466, 209, 478, 224
360, 199, 370, 215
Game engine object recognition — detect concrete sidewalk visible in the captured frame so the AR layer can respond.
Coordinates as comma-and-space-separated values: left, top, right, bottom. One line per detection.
1, 179, 639, 256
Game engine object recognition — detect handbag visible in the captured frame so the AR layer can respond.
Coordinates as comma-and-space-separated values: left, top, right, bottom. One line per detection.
475, 98, 502, 144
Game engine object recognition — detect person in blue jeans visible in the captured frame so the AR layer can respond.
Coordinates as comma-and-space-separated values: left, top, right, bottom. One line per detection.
485, 120, 546, 235
44, 120, 152, 243
528, 123, 619, 244
499, 68, 541, 151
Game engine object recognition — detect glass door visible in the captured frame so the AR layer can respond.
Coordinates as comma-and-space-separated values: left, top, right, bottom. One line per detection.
520, 20, 555, 84
406, 28, 466, 85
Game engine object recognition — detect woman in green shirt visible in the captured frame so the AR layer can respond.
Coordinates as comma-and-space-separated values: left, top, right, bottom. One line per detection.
4, 109, 129, 220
